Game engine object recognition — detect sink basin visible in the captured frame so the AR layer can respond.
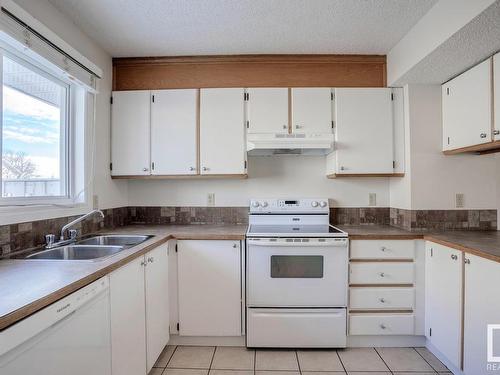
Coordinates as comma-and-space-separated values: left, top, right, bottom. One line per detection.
76, 235, 152, 248
25, 245, 125, 261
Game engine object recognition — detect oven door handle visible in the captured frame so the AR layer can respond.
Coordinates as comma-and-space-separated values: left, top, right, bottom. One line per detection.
247, 239, 347, 247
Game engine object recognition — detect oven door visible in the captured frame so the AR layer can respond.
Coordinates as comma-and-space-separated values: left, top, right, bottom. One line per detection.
246, 238, 348, 307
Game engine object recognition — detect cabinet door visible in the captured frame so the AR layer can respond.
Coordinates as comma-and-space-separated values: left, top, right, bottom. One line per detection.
425, 242, 462, 369
334, 88, 394, 174
494, 53, 500, 141
145, 244, 169, 372
200, 88, 246, 175
464, 254, 500, 375
291, 88, 332, 134
110, 257, 147, 375
151, 89, 198, 175
177, 240, 242, 336
111, 91, 151, 176
247, 88, 289, 134
442, 58, 492, 150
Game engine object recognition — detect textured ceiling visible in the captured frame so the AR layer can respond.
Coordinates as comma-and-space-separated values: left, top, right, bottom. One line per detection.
393, 1, 500, 85
47, 0, 437, 57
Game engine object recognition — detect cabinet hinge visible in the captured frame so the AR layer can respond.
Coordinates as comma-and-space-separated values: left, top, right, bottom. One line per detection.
109, 163, 112, 171
447, 137, 450, 145
331, 92, 334, 100
391, 93, 394, 101
331, 120, 334, 129
152, 94, 155, 103
246, 120, 249, 129
151, 162, 155, 171
176, 323, 180, 331
244, 92, 249, 101
110, 96, 113, 105
430, 248, 433, 257
392, 161, 396, 169
446, 87, 450, 95
429, 328, 432, 336
175, 243, 178, 253
244, 160, 247, 169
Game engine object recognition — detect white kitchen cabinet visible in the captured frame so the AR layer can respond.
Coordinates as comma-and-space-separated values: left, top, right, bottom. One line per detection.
291, 88, 332, 134
151, 89, 198, 175
110, 244, 170, 375
425, 242, 462, 370
177, 240, 242, 336
442, 58, 492, 151
463, 254, 500, 375
145, 244, 169, 372
110, 256, 147, 375
327, 88, 394, 175
111, 91, 151, 176
200, 88, 246, 175
246, 88, 289, 134
494, 53, 500, 141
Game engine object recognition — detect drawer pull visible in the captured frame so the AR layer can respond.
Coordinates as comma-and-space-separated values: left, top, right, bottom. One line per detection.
379, 272, 385, 278
380, 324, 387, 329
451, 254, 458, 260
380, 246, 387, 252
379, 298, 386, 303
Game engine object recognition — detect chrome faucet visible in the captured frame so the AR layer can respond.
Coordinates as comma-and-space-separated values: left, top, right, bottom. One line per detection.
60, 209, 104, 240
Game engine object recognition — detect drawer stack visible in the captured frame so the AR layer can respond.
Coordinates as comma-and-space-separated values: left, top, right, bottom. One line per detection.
349, 240, 415, 336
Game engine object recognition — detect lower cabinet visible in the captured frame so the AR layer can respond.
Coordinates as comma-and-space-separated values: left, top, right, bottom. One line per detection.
110, 243, 169, 375
463, 253, 500, 375
425, 242, 462, 370
177, 240, 242, 336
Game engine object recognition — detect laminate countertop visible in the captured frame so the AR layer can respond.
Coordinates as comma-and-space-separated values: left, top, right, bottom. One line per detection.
340, 225, 500, 263
0, 224, 247, 331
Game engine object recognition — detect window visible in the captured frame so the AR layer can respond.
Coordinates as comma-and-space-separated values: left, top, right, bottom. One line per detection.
1, 52, 75, 203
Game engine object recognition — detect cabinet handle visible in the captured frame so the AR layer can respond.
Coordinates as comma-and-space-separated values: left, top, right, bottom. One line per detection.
148, 257, 154, 263
142, 167, 149, 172
189, 167, 196, 171
379, 272, 385, 278
140, 260, 146, 266
295, 125, 303, 129
464, 258, 471, 265
480, 133, 487, 138
202, 167, 209, 171
379, 298, 386, 303
282, 125, 287, 129
494, 130, 500, 135
380, 324, 387, 329
380, 246, 387, 252
232, 243, 238, 248
340, 166, 345, 171
451, 254, 458, 260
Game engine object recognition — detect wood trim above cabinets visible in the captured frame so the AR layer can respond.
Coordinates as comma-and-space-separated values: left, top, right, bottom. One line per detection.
111, 174, 248, 180
112, 54, 387, 90
327, 173, 405, 178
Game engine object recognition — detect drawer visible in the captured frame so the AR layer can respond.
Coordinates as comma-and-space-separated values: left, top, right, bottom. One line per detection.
349, 313, 414, 335
349, 287, 414, 310
349, 262, 414, 285
247, 308, 346, 348
350, 240, 414, 260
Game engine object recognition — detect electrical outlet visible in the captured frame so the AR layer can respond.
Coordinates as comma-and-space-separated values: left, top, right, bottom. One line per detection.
369, 193, 377, 206
455, 193, 465, 208
207, 193, 215, 206
93, 195, 99, 209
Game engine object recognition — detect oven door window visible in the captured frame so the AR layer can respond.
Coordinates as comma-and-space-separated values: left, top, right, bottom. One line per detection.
270, 255, 324, 278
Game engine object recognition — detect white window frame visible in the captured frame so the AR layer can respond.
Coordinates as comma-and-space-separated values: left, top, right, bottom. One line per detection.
0, 44, 86, 207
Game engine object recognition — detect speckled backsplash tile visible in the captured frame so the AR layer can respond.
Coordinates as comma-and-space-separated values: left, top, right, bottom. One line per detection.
390, 208, 497, 231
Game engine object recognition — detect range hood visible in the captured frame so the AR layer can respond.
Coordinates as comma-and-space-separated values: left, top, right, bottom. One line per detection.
247, 133, 334, 155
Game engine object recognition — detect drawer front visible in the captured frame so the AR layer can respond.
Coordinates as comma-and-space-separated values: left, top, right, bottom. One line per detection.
350, 240, 414, 260
349, 313, 414, 335
349, 262, 414, 285
247, 308, 346, 348
349, 287, 414, 310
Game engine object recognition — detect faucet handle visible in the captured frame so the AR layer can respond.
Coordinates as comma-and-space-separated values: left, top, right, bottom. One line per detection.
45, 234, 56, 247
68, 229, 78, 240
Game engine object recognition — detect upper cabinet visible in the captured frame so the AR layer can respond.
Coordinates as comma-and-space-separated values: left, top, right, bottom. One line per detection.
111, 91, 151, 176
150, 89, 198, 175
494, 53, 500, 142
326, 88, 397, 176
291, 88, 333, 134
442, 58, 492, 152
200, 88, 246, 175
246, 88, 289, 134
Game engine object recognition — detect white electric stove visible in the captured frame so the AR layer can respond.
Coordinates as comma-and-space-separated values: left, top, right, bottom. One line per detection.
245, 198, 348, 348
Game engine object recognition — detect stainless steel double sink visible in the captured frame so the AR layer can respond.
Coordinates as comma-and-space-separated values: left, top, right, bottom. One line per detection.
25, 235, 152, 261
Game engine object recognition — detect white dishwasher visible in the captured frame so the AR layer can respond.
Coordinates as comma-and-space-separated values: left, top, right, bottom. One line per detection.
0, 277, 111, 375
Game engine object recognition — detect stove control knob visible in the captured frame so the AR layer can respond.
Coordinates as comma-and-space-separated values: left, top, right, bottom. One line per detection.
311, 201, 319, 207
261, 201, 268, 207
319, 201, 327, 208
251, 201, 260, 208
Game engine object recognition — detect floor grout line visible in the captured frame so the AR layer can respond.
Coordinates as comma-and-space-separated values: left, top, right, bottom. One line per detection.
335, 349, 348, 374
208, 346, 217, 372
295, 350, 301, 375
373, 347, 393, 374
412, 347, 444, 373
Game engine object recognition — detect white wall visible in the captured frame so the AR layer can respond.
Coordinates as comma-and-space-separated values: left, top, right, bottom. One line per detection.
11, 0, 128, 211
397, 84, 497, 210
128, 156, 390, 207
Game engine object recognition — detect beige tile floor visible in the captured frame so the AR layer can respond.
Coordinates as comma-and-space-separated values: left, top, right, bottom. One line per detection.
150, 346, 453, 375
